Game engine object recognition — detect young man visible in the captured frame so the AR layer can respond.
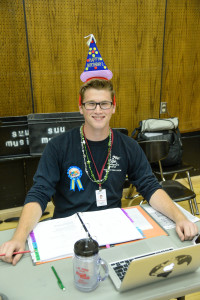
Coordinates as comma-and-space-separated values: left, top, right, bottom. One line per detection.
0, 78, 198, 265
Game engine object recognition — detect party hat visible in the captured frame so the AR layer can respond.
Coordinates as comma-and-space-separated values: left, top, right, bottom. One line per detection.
80, 34, 113, 83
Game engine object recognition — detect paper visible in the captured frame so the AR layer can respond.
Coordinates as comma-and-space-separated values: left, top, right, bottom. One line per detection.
143, 203, 199, 230
28, 208, 144, 264
79, 208, 143, 245
124, 207, 153, 230
28, 214, 86, 263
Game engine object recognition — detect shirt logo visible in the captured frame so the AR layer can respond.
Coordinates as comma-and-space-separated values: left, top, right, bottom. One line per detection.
107, 155, 121, 172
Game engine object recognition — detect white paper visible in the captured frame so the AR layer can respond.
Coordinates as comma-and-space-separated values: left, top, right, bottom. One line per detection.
125, 207, 153, 230
143, 203, 199, 230
28, 214, 86, 263
79, 208, 143, 246
28, 208, 145, 264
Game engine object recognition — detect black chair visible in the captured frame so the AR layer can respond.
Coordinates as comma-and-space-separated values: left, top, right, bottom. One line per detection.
138, 140, 198, 215
152, 162, 199, 215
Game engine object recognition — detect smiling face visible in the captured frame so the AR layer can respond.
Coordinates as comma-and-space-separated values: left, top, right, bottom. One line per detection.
79, 88, 116, 140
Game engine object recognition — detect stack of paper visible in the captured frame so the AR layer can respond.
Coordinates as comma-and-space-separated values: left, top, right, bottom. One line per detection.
27, 208, 144, 264
28, 214, 86, 263
143, 203, 199, 230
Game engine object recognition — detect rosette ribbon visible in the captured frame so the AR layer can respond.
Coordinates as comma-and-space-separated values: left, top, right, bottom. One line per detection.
67, 166, 84, 191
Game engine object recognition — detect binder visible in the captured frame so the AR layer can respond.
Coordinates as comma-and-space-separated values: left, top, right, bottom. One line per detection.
27, 206, 167, 265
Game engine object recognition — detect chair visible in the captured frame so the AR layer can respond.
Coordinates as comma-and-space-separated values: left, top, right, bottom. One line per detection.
138, 140, 198, 215
152, 162, 199, 215
123, 174, 143, 207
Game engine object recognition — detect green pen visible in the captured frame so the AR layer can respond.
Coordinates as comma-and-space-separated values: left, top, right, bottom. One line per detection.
51, 266, 66, 291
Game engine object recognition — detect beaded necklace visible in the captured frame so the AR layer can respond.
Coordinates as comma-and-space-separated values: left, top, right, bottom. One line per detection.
80, 124, 113, 190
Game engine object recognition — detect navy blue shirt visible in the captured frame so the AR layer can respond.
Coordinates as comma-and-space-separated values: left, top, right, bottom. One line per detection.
25, 127, 161, 218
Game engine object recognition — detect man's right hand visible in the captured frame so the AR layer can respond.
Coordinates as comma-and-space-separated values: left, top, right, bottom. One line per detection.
0, 202, 43, 266
0, 239, 25, 265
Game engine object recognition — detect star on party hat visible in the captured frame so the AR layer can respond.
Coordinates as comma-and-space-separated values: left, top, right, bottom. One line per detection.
80, 34, 113, 82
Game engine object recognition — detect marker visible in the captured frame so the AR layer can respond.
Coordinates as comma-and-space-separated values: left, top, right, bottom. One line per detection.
51, 266, 66, 291
0, 250, 32, 257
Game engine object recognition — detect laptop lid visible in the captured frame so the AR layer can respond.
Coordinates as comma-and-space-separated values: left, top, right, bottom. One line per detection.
108, 244, 200, 292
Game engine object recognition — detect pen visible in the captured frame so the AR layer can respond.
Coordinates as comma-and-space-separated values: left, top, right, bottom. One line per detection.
0, 250, 32, 257
51, 266, 66, 291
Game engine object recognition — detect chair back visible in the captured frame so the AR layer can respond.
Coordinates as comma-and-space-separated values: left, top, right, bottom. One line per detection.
138, 140, 170, 163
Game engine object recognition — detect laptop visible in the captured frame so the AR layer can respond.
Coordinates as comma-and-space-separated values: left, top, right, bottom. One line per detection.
102, 236, 200, 292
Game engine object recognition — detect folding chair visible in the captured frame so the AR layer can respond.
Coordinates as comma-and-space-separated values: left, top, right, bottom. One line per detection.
152, 162, 199, 215
138, 140, 198, 215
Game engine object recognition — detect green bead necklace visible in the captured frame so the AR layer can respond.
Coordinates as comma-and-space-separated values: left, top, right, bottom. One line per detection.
80, 124, 113, 189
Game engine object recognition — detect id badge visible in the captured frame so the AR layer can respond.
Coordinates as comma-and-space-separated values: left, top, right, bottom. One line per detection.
95, 189, 107, 207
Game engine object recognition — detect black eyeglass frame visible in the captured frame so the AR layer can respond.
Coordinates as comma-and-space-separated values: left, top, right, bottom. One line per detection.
82, 101, 113, 110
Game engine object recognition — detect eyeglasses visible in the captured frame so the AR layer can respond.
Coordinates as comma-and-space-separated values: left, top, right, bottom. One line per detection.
82, 101, 113, 110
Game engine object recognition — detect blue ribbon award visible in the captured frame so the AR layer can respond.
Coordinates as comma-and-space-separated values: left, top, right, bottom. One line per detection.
67, 166, 84, 191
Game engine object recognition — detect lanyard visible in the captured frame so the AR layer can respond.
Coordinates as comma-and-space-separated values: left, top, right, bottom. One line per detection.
83, 127, 114, 190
